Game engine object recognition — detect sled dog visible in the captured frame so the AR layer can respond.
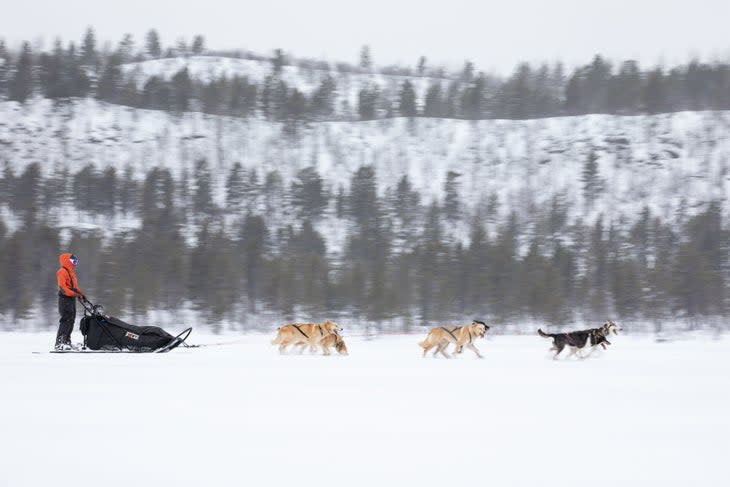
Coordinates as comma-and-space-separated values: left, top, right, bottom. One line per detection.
271, 320, 341, 354
418, 320, 490, 358
537, 320, 620, 359
319, 332, 349, 356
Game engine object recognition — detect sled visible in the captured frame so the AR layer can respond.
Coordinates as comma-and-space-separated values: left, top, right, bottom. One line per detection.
73, 296, 192, 353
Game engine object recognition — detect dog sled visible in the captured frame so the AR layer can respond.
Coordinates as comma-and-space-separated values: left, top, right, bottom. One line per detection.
67, 296, 192, 353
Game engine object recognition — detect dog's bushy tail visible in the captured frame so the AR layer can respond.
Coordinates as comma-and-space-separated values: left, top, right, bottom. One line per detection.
537, 328, 552, 338
271, 329, 282, 345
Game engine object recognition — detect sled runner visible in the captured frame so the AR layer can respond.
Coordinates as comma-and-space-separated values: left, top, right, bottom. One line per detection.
74, 296, 192, 353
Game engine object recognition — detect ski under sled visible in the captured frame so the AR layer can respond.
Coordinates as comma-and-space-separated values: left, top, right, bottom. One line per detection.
36, 327, 193, 354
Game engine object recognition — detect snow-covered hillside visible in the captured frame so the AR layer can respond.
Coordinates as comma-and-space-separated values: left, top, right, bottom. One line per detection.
2, 97, 728, 238
122, 56, 447, 115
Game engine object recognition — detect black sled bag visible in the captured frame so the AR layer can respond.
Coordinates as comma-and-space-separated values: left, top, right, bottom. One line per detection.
81, 314, 175, 351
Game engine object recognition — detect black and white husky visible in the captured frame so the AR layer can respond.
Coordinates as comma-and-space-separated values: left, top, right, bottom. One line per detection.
538, 320, 620, 359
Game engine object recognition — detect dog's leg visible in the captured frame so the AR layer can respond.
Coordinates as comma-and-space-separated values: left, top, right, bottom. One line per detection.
467, 343, 483, 359
279, 342, 289, 354
438, 342, 452, 359
553, 344, 564, 359
585, 346, 599, 358
566, 346, 578, 359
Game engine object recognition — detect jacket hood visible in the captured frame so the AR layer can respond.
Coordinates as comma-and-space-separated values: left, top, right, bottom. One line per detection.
59, 253, 75, 270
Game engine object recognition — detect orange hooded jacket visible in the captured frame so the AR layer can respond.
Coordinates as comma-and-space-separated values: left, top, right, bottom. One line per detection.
56, 253, 82, 298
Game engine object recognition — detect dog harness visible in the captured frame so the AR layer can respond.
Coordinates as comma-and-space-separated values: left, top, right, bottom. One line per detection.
291, 324, 326, 339
564, 332, 581, 346
439, 326, 461, 342
291, 324, 309, 339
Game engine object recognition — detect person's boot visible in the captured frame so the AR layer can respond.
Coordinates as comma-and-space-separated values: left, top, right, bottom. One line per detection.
55, 337, 74, 351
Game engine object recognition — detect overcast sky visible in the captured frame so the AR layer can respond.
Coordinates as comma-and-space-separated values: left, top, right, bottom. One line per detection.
2, 0, 729, 74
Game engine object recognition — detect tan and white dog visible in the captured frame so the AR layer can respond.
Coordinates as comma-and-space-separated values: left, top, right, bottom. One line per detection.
418, 320, 490, 358
319, 333, 349, 356
271, 320, 341, 354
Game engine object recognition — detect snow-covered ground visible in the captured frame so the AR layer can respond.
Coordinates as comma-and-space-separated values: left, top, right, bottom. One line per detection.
1, 332, 727, 487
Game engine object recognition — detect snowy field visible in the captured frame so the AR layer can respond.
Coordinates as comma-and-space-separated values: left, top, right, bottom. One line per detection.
1, 332, 728, 487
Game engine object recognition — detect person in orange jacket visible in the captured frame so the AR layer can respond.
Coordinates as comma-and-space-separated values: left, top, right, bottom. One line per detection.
56, 253, 84, 350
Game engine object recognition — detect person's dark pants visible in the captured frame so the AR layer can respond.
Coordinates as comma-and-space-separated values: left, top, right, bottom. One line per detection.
56, 295, 76, 345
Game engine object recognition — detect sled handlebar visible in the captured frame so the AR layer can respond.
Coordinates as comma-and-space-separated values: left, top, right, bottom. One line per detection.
77, 295, 104, 316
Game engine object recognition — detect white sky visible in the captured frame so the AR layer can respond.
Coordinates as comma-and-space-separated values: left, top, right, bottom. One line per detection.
2, 0, 730, 74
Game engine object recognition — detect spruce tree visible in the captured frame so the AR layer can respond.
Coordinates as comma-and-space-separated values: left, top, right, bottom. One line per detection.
39, 40, 64, 98
358, 85, 379, 120
291, 167, 327, 220
462, 73, 485, 119
99, 167, 117, 216
171, 67, 192, 112
13, 162, 41, 214
417, 56, 427, 76
117, 34, 135, 63
272, 49, 285, 75
393, 175, 420, 223
145, 29, 162, 58
423, 83, 443, 117
443, 171, 462, 221
193, 159, 215, 215
311, 74, 336, 118
241, 213, 268, 313
67, 42, 91, 97
285, 88, 307, 123
96, 53, 123, 103
398, 80, 417, 117
417, 203, 445, 321
564, 72, 583, 115
81, 27, 98, 70
8, 42, 33, 103
359, 45, 372, 71
175, 38, 188, 57
226, 162, 246, 212
191, 35, 205, 55
0, 39, 9, 97
466, 216, 490, 313
644, 68, 667, 114
582, 149, 603, 211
